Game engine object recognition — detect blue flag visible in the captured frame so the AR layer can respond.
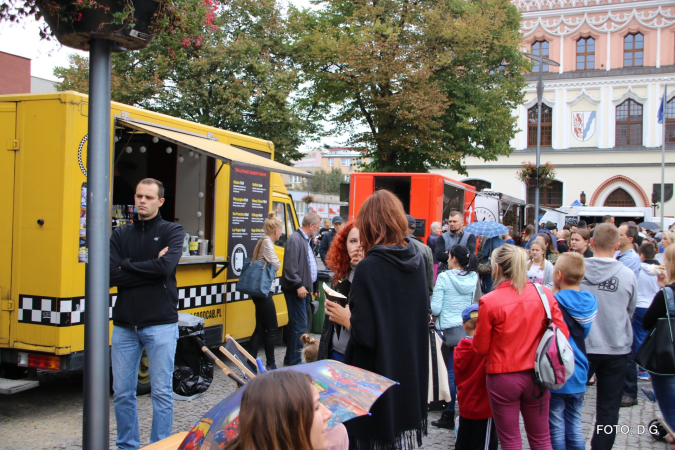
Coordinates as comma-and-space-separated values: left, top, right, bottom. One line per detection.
657, 84, 668, 124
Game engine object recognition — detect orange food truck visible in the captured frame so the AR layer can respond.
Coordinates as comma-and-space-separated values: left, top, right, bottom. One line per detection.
344, 173, 477, 242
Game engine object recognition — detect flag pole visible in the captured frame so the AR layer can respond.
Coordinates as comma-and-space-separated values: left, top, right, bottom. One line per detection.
662, 82, 667, 231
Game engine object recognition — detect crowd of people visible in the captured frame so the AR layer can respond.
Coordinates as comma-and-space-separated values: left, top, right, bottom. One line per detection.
107, 177, 675, 450
244, 200, 675, 450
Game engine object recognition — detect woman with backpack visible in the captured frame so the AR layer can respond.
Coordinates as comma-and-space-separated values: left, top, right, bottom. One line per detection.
473, 244, 569, 450
429, 245, 479, 429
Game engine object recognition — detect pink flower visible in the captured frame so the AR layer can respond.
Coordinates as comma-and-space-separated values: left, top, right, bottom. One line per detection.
181, 37, 191, 48
77, 0, 83, 4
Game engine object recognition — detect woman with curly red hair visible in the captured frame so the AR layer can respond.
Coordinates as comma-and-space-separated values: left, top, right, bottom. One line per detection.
318, 220, 363, 361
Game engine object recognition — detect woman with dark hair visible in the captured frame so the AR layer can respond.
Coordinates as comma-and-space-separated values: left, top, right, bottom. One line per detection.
320, 221, 362, 361
429, 244, 478, 429
537, 232, 559, 264
570, 229, 593, 258
326, 189, 429, 450
222, 370, 337, 450
473, 244, 569, 449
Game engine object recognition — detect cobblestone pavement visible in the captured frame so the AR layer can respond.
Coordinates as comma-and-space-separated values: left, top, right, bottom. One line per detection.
0, 339, 667, 449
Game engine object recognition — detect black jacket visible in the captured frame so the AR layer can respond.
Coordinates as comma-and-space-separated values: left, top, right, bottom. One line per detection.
110, 213, 185, 328
344, 239, 429, 449
318, 278, 351, 360
319, 229, 336, 264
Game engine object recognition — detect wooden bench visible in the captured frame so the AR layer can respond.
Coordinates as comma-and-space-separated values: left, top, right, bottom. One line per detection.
142, 432, 188, 450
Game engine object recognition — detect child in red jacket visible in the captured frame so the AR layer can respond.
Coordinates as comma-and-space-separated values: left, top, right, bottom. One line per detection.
454, 305, 498, 450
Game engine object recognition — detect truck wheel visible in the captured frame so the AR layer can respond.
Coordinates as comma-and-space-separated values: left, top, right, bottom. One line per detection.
137, 349, 151, 396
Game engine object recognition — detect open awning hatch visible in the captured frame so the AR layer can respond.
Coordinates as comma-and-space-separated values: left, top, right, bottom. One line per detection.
117, 119, 313, 178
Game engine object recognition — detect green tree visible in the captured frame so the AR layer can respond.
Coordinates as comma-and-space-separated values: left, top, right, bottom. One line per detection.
54, 0, 319, 165
300, 168, 346, 195
289, 0, 529, 173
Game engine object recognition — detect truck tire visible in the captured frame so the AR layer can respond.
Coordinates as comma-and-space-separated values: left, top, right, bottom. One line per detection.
136, 349, 151, 396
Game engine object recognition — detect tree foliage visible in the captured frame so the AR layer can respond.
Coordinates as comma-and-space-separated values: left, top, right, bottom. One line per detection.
289, 0, 529, 173
54, 0, 318, 165
300, 168, 346, 195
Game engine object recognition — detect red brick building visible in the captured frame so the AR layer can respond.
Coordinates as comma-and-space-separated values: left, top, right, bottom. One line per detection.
0, 51, 31, 95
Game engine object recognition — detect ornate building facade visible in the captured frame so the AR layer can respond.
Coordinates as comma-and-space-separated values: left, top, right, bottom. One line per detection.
434, 0, 675, 220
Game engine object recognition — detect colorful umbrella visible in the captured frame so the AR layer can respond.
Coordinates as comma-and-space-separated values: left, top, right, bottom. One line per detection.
464, 221, 509, 238
177, 360, 397, 450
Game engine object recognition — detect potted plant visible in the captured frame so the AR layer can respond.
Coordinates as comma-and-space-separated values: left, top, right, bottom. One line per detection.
301, 195, 314, 204
516, 161, 556, 188
0, 0, 218, 51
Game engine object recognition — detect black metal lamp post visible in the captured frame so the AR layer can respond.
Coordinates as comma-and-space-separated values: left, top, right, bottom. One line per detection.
580, 191, 586, 206
522, 52, 560, 225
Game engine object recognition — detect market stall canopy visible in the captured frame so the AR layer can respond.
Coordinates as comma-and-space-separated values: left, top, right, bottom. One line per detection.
117, 120, 313, 178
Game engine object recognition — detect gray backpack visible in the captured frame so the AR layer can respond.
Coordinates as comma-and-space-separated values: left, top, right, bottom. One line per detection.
533, 284, 575, 391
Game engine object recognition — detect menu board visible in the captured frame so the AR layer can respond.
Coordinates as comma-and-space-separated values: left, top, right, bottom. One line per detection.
228, 167, 270, 278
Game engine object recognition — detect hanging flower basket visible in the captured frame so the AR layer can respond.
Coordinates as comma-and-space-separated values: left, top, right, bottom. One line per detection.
35, 0, 159, 51
516, 161, 556, 188
3, 0, 219, 52
301, 195, 314, 204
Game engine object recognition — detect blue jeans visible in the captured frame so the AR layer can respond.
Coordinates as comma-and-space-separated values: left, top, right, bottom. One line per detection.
651, 374, 675, 430
330, 349, 344, 362
283, 290, 310, 366
112, 323, 179, 449
549, 392, 585, 450
444, 346, 456, 413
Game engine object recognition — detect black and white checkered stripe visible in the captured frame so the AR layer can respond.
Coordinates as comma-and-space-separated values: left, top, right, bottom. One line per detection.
17, 279, 283, 326
224, 278, 282, 302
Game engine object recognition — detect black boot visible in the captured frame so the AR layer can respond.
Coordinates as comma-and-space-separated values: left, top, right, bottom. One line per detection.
431, 411, 455, 429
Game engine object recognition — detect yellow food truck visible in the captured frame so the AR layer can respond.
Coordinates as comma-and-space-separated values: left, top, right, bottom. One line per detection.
0, 91, 308, 391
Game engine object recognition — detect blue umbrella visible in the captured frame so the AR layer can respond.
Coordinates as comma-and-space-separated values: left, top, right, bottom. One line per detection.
465, 221, 509, 238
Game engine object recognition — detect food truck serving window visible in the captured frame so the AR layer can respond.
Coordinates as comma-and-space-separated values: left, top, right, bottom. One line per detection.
112, 124, 217, 259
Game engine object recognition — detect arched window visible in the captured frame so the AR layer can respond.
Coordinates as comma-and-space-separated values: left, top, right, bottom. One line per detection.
665, 98, 675, 144
577, 37, 595, 70
463, 179, 492, 192
532, 40, 549, 72
616, 99, 643, 145
526, 180, 563, 224
528, 104, 553, 148
604, 188, 636, 207
624, 33, 644, 68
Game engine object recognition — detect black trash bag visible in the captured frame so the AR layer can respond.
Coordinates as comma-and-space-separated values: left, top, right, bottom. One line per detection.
173, 326, 213, 397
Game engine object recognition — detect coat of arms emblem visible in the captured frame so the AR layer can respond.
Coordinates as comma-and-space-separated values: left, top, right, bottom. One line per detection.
572, 111, 596, 142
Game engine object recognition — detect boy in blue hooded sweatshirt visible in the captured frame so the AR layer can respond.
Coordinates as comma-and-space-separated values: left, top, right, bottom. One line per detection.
549, 252, 598, 450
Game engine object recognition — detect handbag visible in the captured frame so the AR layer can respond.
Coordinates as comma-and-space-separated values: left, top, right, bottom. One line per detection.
442, 325, 467, 348
477, 240, 493, 276
635, 286, 675, 376
236, 238, 276, 297
428, 324, 451, 408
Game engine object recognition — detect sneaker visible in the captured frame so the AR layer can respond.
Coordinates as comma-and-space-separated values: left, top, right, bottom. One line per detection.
266, 362, 277, 371
431, 411, 455, 429
620, 395, 638, 407
637, 370, 649, 381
